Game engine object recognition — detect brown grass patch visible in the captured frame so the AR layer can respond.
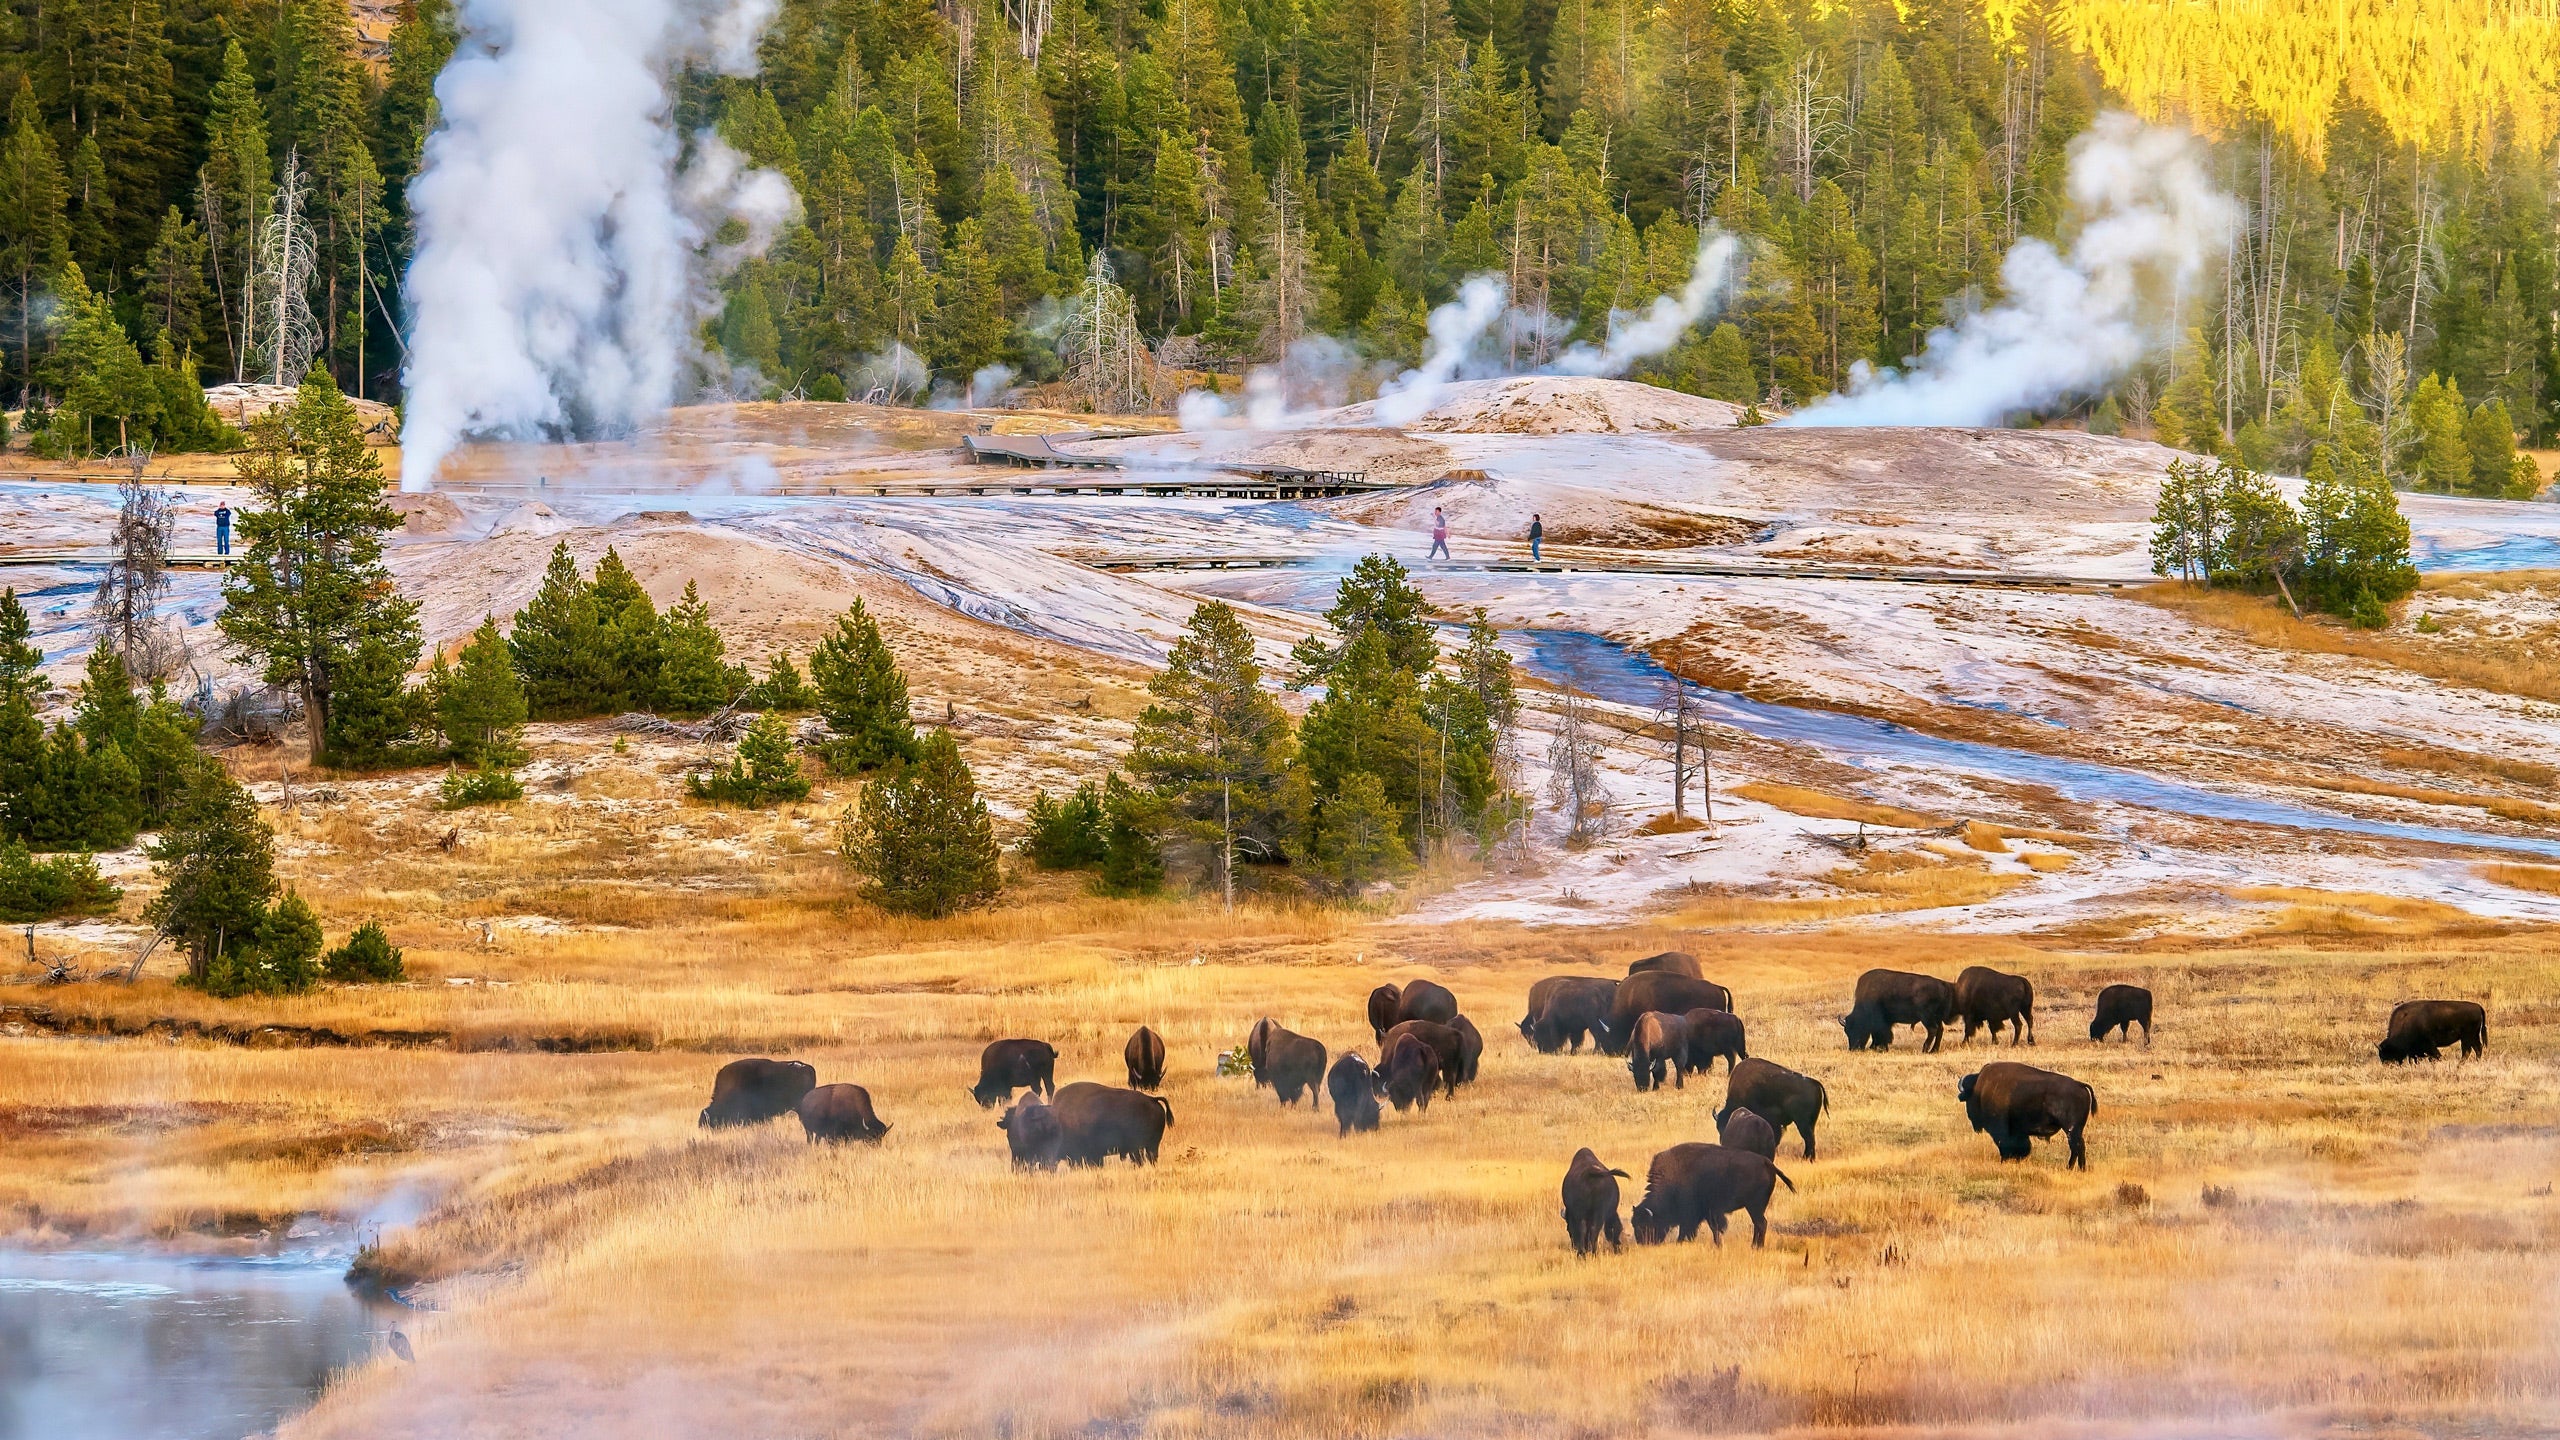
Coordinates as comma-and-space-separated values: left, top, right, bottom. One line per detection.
1961, 820, 2010, 853
2021, 851, 2073, 873
1731, 781, 1943, 829
2480, 863, 2560, 896
1631, 812, 1710, 836
2138, 581, 2560, 704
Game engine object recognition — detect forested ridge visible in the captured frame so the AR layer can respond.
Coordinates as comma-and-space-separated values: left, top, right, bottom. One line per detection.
0, 0, 2556, 485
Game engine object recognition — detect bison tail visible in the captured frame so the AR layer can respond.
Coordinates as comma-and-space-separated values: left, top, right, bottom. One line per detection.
1816, 1079, 1831, 1116
2082, 1082, 2097, 1116
1771, 1166, 1797, 1193
1155, 1096, 1176, 1128
1607, 1168, 1630, 1179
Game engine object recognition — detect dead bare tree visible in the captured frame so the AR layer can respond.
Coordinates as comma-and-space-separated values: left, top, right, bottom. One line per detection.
1544, 692, 1615, 847
92, 474, 184, 680
1648, 670, 1714, 824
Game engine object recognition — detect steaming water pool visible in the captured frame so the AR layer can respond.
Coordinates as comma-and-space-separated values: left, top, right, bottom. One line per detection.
1512, 629, 2560, 861
0, 1249, 387, 1440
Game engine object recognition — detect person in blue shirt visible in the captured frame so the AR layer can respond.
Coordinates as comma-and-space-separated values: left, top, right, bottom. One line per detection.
214, 502, 232, 556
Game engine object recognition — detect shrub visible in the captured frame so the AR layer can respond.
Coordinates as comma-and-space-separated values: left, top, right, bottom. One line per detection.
441, 764, 524, 809
839, 729, 999, 917
1020, 781, 1107, 868
0, 843, 121, 922
199, 890, 322, 997
1096, 774, 1164, 896
749, 652, 816, 712
322, 921, 405, 983
689, 713, 811, 807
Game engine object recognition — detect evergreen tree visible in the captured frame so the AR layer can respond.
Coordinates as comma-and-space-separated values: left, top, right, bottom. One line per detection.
47, 264, 159, 457
751, 651, 816, 712
0, 589, 47, 707
589, 549, 661, 710
145, 764, 284, 987
1021, 780, 1108, 868
690, 711, 811, 807
1287, 553, 1438, 686
135, 208, 209, 359
2412, 373, 2472, 491
322, 920, 405, 982
440, 617, 528, 767
2462, 399, 2517, 499
655, 582, 742, 716
0, 81, 68, 401
1304, 770, 1410, 896
508, 544, 616, 719
933, 221, 1007, 379
196, 42, 270, 384
841, 728, 1000, 916
1126, 601, 1295, 906
216, 372, 421, 767
809, 599, 919, 770
2300, 443, 2418, 619
1096, 772, 1166, 895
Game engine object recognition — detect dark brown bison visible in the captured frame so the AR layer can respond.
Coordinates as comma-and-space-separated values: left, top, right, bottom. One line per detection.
699, 1058, 817, 1128
1628, 1011, 1693, 1091
2090, 984, 2153, 1043
1519, 976, 1619, 1053
1367, 984, 1403, 1044
1681, 1008, 1747, 1074
1714, 1058, 1828, 1160
1393, 979, 1460, 1028
1046, 1081, 1175, 1166
1842, 969, 1955, 1052
1959, 1062, 2095, 1169
1381, 1033, 1439, 1112
1123, 1025, 1168, 1089
794, 1083, 889, 1143
1328, 1053, 1383, 1134
1383, 1019, 1465, 1097
1953, 965, 2036, 1046
1451, 1015, 1484, 1085
1717, 1107, 1778, 1160
997, 1092, 1062, 1170
1601, 972, 1733, 1054
1561, 1147, 1629, 1255
968, 1039, 1058, 1108
1630, 1143, 1795, 1247
2379, 1000, 2487, 1063
1246, 1019, 1328, 1106
1627, 951, 1704, 979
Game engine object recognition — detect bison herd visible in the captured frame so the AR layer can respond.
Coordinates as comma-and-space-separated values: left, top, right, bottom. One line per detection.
691, 956, 2491, 1256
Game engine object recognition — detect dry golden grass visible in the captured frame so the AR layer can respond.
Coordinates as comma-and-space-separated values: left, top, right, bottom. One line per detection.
2483, 863, 2560, 896
1730, 781, 1944, 829
2138, 580, 2560, 704
13, 750, 2560, 1436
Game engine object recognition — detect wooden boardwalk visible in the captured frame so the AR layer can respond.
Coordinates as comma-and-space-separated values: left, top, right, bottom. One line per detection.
1090, 553, 2141, 591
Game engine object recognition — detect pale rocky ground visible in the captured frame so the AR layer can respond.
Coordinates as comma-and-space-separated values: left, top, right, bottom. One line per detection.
7, 373, 2560, 943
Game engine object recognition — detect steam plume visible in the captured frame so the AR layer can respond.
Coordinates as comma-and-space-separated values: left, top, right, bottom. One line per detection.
1785, 113, 2235, 428
398, 0, 795, 490
1550, 231, 1740, 377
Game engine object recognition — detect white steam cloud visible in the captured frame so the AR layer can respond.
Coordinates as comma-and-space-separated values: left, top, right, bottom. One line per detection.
1786, 113, 2235, 428
1550, 232, 1741, 378
398, 0, 796, 489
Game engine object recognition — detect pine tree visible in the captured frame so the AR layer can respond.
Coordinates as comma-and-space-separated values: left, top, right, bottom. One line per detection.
588, 549, 660, 710
841, 728, 1000, 916
145, 764, 283, 987
135, 207, 208, 359
440, 617, 528, 767
655, 582, 740, 716
1126, 600, 1295, 906
1022, 780, 1109, 868
2413, 374, 2473, 492
0, 589, 46, 707
1305, 770, 1410, 896
216, 372, 420, 768
197, 42, 271, 384
49, 264, 160, 457
809, 599, 918, 770
690, 711, 811, 807
1697, 322, 1756, 403
508, 544, 616, 719
933, 221, 1008, 379
2462, 399, 2516, 499
323, 920, 405, 983
0, 81, 69, 401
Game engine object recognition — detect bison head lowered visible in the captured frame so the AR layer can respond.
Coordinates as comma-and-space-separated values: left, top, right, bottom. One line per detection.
1629, 1199, 1670, 1246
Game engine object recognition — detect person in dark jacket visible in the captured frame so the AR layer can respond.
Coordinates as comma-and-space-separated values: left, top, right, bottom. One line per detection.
1529, 513, 1543, 561
213, 502, 232, 556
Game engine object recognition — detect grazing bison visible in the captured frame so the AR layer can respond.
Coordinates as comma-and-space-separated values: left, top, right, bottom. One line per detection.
1393, 979, 1461, 1029
1682, 1008, 1747, 1074
1627, 951, 1704, 979
1123, 1025, 1168, 1090
1841, 969, 1956, 1052
1451, 1015, 1485, 1085
1328, 1053, 1384, 1135
1367, 984, 1403, 1044
1381, 1033, 1439, 1112
1560, 1148, 1630, 1255
699, 1058, 817, 1128
2090, 984, 2153, 1044
2378, 1000, 2487, 1063
794, 1083, 889, 1144
1714, 1058, 1829, 1160
1602, 972, 1733, 1055
1717, 1107, 1779, 1160
1953, 965, 2036, 1046
1046, 1082, 1175, 1167
1383, 1020, 1466, 1097
1519, 976, 1619, 1053
1246, 1019, 1329, 1106
997, 1092, 1063, 1170
1630, 1143, 1795, 1248
1958, 1062, 2096, 1169
968, 1039, 1058, 1108
1628, 1011, 1693, 1091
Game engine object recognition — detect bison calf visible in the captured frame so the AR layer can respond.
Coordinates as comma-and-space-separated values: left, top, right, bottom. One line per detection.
1328, 1053, 1384, 1134
969, 1039, 1058, 1109
1682, 1008, 1747, 1074
1628, 1011, 1693, 1091
1714, 1058, 1829, 1161
1561, 1147, 1630, 1255
1953, 964, 2035, 1046
700, 1058, 817, 1128
2379, 999, 2486, 1063
1717, 1107, 1778, 1160
795, 1083, 890, 1143
1247, 1019, 1329, 1106
1958, 1062, 2095, 1169
2090, 984, 2152, 1044
1124, 1025, 1168, 1090
1631, 1143, 1795, 1248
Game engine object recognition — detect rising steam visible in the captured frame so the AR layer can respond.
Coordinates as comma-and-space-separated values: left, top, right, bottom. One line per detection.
1785, 113, 2235, 428
398, 0, 796, 489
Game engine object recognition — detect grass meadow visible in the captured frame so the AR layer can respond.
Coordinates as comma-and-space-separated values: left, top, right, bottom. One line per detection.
10, 845, 2559, 1437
